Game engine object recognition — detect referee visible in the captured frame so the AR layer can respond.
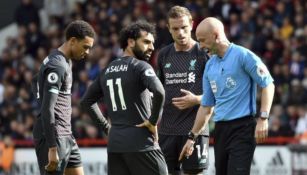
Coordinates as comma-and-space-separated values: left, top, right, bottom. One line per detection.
180, 17, 275, 175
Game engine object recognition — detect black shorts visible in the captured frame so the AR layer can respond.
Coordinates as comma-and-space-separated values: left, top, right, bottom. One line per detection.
159, 134, 209, 174
214, 116, 256, 175
34, 135, 82, 175
108, 149, 168, 175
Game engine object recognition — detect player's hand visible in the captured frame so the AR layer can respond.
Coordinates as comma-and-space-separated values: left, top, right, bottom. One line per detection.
179, 139, 195, 161
255, 118, 269, 143
172, 89, 199, 110
45, 147, 59, 172
136, 120, 158, 142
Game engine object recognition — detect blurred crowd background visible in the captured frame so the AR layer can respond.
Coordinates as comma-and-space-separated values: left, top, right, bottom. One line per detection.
0, 0, 306, 145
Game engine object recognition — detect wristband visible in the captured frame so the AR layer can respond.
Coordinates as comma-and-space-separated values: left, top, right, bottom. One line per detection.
188, 131, 197, 141
260, 111, 269, 120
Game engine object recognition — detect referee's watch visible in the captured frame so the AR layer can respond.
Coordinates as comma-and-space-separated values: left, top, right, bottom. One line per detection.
188, 131, 197, 141
260, 111, 269, 120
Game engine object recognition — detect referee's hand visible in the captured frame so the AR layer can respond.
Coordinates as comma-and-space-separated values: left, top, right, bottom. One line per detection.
255, 118, 269, 143
179, 139, 195, 161
45, 147, 59, 172
136, 120, 158, 142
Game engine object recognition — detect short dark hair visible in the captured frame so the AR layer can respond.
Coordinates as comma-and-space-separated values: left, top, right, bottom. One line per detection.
64, 20, 95, 41
119, 20, 156, 50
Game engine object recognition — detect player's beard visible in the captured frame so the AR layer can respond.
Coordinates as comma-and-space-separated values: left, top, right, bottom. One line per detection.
132, 44, 151, 61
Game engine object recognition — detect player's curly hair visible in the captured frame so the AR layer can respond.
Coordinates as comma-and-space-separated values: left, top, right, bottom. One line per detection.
119, 20, 156, 50
65, 20, 96, 41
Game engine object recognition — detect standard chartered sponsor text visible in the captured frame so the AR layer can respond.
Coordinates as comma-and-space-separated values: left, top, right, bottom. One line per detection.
166, 78, 188, 84
165, 72, 187, 78
165, 72, 196, 84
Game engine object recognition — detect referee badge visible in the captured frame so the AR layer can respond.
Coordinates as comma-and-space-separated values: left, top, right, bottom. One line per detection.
226, 76, 236, 89
210, 81, 217, 93
47, 72, 59, 84
256, 63, 269, 78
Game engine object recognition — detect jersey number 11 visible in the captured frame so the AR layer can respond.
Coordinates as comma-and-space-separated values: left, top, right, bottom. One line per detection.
107, 78, 127, 111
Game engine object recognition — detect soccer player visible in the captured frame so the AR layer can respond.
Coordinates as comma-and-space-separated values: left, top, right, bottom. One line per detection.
32, 20, 98, 175
80, 21, 168, 175
180, 17, 275, 175
156, 6, 209, 175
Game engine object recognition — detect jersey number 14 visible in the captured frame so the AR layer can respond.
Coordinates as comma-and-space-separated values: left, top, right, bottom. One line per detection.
107, 78, 127, 111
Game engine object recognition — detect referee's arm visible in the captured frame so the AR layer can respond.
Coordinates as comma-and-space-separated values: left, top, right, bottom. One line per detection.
259, 83, 275, 117
255, 82, 275, 143
179, 106, 213, 161
191, 106, 214, 136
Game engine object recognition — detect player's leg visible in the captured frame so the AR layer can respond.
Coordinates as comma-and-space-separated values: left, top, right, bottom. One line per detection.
34, 137, 50, 175
158, 134, 181, 175
227, 117, 256, 175
123, 149, 168, 175
108, 152, 130, 175
181, 135, 209, 175
35, 136, 71, 175
64, 136, 84, 175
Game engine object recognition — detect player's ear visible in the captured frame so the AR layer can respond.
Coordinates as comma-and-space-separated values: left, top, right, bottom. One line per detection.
68, 37, 78, 46
127, 38, 135, 47
190, 20, 194, 31
214, 33, 220, 44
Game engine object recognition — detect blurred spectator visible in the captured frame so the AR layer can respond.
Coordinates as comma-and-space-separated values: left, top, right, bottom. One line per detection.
84, 124, 99, 139
0, 84, 3, 104
279, 17, 294, 40
76, 70, 90, 98
269, 104, 294, 137
295, 105, 307, 136
229, 13, 241, 42
44, 0, 68, 27
269, 116, 294, 137
296, 36, 307, 58
0, 135, 15, 174
155, 19, 172, 48
286, 105, 299, 133
273, 1, 288, 28
14, 0, 40, 27
289, 51, 305, 80
25, 22, 47, 57
287, 79, 307, 105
